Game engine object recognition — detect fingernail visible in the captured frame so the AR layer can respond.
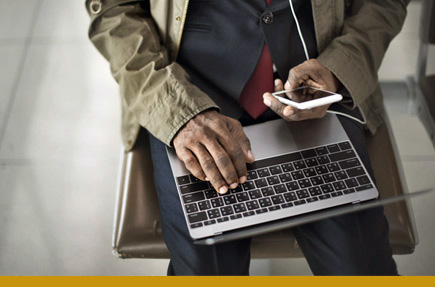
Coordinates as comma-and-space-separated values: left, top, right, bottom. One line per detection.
219, 186, 228, 194
274, 79, 280, 86
284, 109, 294, 116
248, 150, 254, 161
263, 98, 271, 107
239, 176, 247, 184
205, 177, 209, 181
230, 182, 238, 189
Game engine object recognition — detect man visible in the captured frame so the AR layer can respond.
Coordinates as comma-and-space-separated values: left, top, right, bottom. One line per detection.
86, 0, 409, 275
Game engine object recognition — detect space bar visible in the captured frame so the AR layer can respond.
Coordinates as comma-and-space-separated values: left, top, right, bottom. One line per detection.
247, 152, 302, 170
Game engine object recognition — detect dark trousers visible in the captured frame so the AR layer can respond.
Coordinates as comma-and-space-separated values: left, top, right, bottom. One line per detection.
148, 109, 398, 275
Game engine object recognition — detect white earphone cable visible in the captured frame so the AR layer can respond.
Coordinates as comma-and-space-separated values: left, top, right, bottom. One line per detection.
288, 0, 367, 125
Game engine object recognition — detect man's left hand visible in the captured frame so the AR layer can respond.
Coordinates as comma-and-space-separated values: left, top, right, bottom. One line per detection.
262, 59, 341, 121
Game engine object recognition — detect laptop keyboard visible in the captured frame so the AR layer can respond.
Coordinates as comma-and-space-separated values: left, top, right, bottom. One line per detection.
176, 141, 374, 229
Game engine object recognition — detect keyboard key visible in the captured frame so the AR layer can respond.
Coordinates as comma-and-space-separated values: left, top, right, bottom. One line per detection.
247, 170, 258, 180
247, 152, 302, 170
189, 174, 201, 183
306, 197, 319, 203
179, 181, 209, 194
294, 160, 307, 170
254, 178, 268, 188
198, 200, 211, 210
329, 150, 356, 162
249, 189, 262, 199
205, 189, 218, 199
220, 206, 234, 216
305, 158, 319, 167
257, 168, 271, 178
291, 170, 305, 180
339, 158, 361, 169
242, 181, 256, 191
261, 187, 275, 196
343, 188, 356, 194
177, 175, 190, 185
207, 209, 221, 219
326, 163, 340, 172
230, 185, 243, 193
316, 146, 328, 155
270, 165, 283, 175
190, 222, 203, 229
233, 203, 247, 213
271, 195, 285, 205
334, 171, 348, 180
286, 182, 299, 192
268, 206, 281, 211
321, 184, 334, 193
357, 175, 371, 185
356, 184, 374, 192
183, 192, 205, 204
303, 168, 316, 177
294, 200, 306, 206
185, 203, 199, 213
333, 181, 346, 191
327, 144, 340, 153
346, 167, 365, 177
331, 191, 344, 197
281, 163, 294, 172
315, 165, 329, 175
310, 176, 324, 186
256, 208, 269, 214
188, 211, 208, 224
322, 174, 336, 183
284, 192, 298, 202
338, 141, 352, 150
267, 176, 280, 185
246, 200, 260, 210
259, 198, 272, 207
236, 192, 250, 202
319, 194, 331, 200
273, 184, 287, 194
217, 217, 230, 223
281, 202, 294, 208
223, 195, 237, 205
317, 155, 330, 165
230, 214, 243, 220
296, 189, 310, 199
243, 211, 256, 217
308, 186, 322, 196
345, 178, 358, 188
301, 149, 317, 158
210, 198, 224, 208
279, 173, 293, 183
204, 220, 216, 226
298, 179, 312, 188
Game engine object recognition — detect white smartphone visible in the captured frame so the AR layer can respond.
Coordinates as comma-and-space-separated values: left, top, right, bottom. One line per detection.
272, 86, 343, 110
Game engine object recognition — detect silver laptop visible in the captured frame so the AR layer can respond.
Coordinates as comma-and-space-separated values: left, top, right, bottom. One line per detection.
166, 114, 379, 240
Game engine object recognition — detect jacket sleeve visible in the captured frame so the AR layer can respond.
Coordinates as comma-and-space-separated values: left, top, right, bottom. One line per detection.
85, 0, 219, 146
317, 0, 410, 108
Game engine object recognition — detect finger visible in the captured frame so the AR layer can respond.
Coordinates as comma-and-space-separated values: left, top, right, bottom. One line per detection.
274, 79, 284, 92
176, 148, 207, 181
191, 144, 229, 194
204, 140, 240, 191
263, 92, 286, 117
226, 119, 254, 164
286, 66, 310, 91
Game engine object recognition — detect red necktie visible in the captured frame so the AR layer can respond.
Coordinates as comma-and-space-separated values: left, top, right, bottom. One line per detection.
239, 0, 273, 119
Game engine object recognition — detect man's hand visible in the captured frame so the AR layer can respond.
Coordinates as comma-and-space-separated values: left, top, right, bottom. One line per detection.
173, 110, 254, 194
262, 59, 341, 121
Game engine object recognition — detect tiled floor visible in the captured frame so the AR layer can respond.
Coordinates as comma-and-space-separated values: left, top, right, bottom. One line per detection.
0, 0, 434, 275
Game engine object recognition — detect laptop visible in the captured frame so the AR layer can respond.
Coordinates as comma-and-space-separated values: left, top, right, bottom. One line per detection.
166, 114, 382, 240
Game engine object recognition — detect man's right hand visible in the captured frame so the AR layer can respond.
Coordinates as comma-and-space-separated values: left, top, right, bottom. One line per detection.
173, 110, 254, 195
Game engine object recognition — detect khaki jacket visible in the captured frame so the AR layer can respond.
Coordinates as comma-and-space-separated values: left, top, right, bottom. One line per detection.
86, 0, 409, 150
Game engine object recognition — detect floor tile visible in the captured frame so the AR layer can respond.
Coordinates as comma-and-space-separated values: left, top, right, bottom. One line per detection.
0, 0, 40, 40
0, 43, 121, 161
31, 0, 90, 43
0, 164, 168, 275
0, 45, 25, 129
